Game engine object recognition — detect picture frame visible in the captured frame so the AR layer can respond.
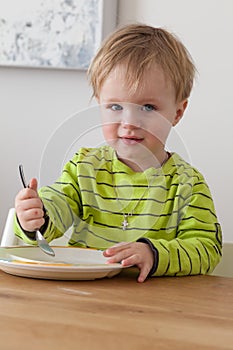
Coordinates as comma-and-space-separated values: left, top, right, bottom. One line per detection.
0, 0, 118, 70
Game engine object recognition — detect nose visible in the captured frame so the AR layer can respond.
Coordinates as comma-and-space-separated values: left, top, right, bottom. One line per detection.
121, 121, 140, 130
121, 108, 141, 129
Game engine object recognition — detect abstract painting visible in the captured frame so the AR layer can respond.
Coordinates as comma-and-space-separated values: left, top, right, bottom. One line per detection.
0, 0, 117, 70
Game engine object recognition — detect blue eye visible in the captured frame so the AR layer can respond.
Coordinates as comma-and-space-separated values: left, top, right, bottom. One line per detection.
142, 104, 156, 112
108, 104, 123, 111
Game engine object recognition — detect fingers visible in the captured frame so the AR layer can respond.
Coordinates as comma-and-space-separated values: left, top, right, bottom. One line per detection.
18, 210, 45, 232
29, 178, 38, 192
137, 264, 152, 283
16, 200, 45, 231
16, 177, 39, 202
15, 187, 43, 212
16, 189, 38, 203
103, 242, 130, 257
15, 177, 44, 232
104, 242, 154, 283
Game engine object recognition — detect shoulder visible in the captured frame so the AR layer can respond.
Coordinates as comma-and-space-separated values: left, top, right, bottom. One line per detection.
164, 153, 212, 197
167, 153, 206, 182
69, 146, 113, 167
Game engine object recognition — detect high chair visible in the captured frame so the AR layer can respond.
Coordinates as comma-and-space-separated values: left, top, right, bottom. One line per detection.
1, 208, 68, 247
211, 242, 233, 278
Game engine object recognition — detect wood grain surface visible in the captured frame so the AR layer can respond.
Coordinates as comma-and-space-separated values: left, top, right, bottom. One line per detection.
0, 268, 232, 350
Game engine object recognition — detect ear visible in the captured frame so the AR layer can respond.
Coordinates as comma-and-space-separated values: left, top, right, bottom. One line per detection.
173, 100, 188, 126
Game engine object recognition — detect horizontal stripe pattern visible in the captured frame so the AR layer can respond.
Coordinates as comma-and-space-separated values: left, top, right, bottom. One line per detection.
14, 146, 222, 276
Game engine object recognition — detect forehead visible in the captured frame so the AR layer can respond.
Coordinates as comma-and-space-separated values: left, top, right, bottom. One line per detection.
99, 65, 175, 102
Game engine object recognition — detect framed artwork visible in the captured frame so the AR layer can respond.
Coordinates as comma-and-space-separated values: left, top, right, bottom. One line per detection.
0, 0, 118, 70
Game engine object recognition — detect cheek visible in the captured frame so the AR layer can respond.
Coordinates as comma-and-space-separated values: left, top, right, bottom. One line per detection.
102, 124, 118, 141
144, 118, 172, 144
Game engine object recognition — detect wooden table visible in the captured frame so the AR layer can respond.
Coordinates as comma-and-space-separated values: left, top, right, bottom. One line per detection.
0, 268, 232, 350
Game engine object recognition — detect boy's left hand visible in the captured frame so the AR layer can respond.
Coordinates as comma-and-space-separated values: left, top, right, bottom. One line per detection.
103, 242, 154, 283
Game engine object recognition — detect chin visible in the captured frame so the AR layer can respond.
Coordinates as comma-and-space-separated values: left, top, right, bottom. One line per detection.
117, 144, 147, 163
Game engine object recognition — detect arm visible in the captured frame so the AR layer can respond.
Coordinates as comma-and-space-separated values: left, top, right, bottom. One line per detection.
148, 180, 222, 276
14, 156, 82, 243
104, 175, 222, 280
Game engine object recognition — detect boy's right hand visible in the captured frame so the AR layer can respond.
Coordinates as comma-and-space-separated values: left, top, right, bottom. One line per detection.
15, 178, 45, 232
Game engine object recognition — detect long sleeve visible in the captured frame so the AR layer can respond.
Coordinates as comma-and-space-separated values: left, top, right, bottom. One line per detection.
147, 171, 222, 276
14, 147, 222, 277
14, 154, 82, 244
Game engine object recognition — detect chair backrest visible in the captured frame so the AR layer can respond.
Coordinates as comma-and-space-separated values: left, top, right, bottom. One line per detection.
1, 208, 19, 246
212, 243, 233, 278
1, 208, 68, 247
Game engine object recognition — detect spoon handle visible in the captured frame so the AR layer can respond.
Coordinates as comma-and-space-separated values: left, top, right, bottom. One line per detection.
19, 164, 27, 188
18, 164, 55, 257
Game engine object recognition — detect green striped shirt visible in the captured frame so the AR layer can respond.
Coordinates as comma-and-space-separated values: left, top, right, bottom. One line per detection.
14, 146, 222, 276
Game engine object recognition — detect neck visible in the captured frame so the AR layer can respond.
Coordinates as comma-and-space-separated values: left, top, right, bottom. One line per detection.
118, 150, 169, 172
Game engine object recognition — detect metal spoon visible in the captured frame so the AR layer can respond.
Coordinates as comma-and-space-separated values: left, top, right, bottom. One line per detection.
18, 165, 55, 257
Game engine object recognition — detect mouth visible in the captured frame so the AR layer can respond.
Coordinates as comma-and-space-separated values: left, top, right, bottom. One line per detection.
120, 136, 144, 145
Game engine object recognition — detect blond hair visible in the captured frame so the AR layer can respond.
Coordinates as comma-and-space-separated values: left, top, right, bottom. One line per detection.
88, 24, 196, 102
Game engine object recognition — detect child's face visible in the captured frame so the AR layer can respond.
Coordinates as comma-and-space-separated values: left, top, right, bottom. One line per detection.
98, 65, 187, 169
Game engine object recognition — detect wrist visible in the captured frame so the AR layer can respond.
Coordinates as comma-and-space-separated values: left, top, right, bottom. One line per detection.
16, 215, 37, 240
137, 238, 159, 276
39, 206, 49, 234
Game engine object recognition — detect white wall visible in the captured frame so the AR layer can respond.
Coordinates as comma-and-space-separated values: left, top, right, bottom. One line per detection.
0, 67, 92, 233
0, 0, 232, 242
118, 0, 233, 242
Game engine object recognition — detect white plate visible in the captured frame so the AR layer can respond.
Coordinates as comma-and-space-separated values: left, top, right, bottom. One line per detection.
0, 246, 122, 280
